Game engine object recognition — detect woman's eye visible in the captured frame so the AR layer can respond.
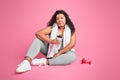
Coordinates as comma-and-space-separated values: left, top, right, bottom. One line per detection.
56, 18, 59, 20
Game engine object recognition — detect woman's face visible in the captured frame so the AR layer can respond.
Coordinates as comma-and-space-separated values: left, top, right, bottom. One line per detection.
56, 13, 66, 27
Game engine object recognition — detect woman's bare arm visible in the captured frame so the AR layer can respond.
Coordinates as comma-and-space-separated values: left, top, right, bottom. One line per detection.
35, 26, 53, 43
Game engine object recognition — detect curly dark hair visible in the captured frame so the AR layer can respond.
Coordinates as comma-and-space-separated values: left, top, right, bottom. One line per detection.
47, 10, 75, 35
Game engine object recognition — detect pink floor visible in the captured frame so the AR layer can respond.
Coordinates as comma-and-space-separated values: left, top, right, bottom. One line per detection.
0, 0, 120, 80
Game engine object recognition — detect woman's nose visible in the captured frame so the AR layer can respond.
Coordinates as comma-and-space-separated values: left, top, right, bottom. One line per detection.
59, 19, 62, 21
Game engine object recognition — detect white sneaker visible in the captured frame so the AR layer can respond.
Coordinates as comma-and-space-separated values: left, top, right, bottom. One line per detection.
31, 58, 47, 66
16, 60, 31, 73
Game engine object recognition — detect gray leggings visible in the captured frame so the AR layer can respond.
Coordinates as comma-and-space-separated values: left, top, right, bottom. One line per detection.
26, 38, 76, 65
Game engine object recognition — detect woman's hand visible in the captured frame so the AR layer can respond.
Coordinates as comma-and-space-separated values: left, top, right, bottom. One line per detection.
53, 52, 61, 58
51, 39, 60, 44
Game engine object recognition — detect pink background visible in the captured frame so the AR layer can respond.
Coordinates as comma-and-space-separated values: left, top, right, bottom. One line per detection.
0, 0, 120, 80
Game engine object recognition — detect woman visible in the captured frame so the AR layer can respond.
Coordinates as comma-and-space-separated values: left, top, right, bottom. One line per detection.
16, 10, 76, 73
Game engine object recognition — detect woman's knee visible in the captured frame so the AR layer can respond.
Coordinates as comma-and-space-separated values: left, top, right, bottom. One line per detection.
32, 38, 45, 46
33, 38, 42, 43
63, 51, 76, 64
68, 52, 76, 63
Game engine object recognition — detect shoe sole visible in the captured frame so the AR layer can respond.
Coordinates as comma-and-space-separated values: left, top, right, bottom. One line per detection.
16, 68, 31, 73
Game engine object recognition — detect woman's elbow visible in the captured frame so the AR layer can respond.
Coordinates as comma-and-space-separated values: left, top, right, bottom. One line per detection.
71, 42, 76, 48
35, 32, 38, 37
35, 31, 41, 37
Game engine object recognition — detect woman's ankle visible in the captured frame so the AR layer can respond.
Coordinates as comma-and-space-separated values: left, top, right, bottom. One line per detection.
46, 59, 49, 65
25, 56, 32, 62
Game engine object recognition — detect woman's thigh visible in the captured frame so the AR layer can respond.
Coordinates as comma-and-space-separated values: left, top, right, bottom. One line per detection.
40, 41, 49, 56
